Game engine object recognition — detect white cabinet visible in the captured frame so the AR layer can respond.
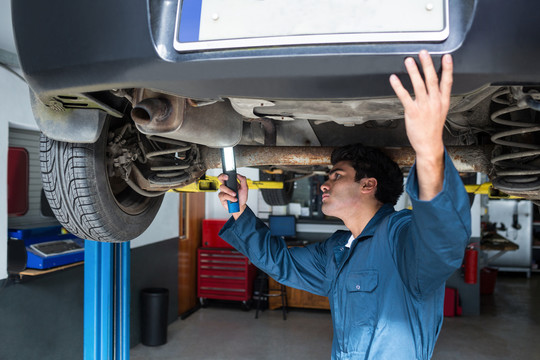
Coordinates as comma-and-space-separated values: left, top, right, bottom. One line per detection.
484, 200, 532, 277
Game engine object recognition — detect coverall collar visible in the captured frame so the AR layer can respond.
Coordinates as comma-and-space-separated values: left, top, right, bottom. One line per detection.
333, 203, 395, 274
343, 203, 396, 247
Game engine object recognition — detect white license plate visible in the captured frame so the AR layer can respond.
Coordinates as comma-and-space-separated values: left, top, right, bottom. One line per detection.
174, 0, 449, 52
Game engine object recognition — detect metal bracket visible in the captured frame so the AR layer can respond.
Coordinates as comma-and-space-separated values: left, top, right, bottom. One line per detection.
171, 175, 283, 193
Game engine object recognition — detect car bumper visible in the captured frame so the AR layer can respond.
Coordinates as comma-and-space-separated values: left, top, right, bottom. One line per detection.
12, 0, 540, 100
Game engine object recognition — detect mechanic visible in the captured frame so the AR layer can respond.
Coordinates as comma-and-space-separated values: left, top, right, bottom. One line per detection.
216, 50, 471, 360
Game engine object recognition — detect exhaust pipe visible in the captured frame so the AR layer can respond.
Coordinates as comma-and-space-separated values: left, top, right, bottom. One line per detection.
201, 145, 493, 174
130, 89, 243, 147
131, 98, 172, 126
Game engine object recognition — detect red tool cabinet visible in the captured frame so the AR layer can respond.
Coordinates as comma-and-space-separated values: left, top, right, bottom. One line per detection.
202, 219, 233, 248
197, 248, 256, 306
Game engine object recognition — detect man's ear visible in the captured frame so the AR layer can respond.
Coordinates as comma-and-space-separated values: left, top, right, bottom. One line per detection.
361, 178, 378, 193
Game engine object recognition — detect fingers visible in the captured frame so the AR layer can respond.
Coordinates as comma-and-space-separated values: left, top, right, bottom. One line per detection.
391, 51, 453, 105
439, 54, 453, 103
218, 191, 237, 203
389, 74, 414, 108
217, 173, 228, 183
237, 174, 247, 189
218, 172, 242, 199
418, 50, 439, 95
404, 56, 427, 101
218, 182, 237, 207
218, 173, 248, 212
219, 182, 236, 197
218, 173, 236, 195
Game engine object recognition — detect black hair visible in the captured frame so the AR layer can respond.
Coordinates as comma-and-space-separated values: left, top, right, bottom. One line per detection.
330, 143, 404, 205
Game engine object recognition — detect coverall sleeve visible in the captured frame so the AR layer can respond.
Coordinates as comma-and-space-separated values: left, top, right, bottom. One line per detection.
391, 150, 472, 296
219, 206, 329, 296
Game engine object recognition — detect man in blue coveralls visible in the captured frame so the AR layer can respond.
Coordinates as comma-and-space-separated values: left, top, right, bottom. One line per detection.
217, 51, 471, 359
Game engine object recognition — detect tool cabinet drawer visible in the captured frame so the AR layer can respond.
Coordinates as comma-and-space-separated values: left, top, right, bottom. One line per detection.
197, 248, 256, 302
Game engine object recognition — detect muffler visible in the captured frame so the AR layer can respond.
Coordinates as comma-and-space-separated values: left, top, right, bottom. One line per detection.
131, 89, 244, 148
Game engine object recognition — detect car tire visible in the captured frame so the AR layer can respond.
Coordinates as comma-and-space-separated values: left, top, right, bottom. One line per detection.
40, 119, 164, 242
259, 170, 295, 206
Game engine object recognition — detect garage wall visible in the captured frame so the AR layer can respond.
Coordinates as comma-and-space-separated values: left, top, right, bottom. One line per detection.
1, 63, 38, 280
131, 192, 179, 248
1, 0, 39, 278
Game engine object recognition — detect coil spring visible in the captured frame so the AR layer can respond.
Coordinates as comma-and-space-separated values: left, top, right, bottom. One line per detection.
145, 136, 198, 185
490, 89, 540, 191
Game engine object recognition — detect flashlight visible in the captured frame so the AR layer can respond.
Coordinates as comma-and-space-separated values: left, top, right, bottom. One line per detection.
221, 147, 240, 213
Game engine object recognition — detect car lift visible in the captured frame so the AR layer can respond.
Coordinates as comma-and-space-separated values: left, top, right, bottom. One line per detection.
84, 240, 130, 360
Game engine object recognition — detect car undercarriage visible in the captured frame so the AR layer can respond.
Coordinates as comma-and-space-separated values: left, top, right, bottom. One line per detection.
12, 0, 540, 241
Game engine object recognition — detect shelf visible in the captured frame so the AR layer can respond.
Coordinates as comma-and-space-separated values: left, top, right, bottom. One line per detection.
533, 246, 540, 249
17, 261, 84, 278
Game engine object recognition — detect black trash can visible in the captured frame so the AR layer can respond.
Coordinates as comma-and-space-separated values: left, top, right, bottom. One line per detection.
141, 288, 169, 346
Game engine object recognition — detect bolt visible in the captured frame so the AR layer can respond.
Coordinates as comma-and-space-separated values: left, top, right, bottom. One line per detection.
426, 3, 434, 11
212, 13, 219, 21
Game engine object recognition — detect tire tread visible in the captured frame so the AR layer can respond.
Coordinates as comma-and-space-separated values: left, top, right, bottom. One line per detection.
40, 133, 161, 242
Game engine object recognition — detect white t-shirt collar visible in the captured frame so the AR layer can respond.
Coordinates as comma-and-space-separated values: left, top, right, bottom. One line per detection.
345, 234, 355, 248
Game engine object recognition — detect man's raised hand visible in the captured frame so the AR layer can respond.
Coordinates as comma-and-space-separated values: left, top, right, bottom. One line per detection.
389, 50, 453, 200
389, 50, 452, 158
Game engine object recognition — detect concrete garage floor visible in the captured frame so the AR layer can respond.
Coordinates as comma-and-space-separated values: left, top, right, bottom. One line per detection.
131, 274, 540, 360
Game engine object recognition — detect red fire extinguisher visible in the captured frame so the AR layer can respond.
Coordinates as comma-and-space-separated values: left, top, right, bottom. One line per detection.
464, 245, 478, 284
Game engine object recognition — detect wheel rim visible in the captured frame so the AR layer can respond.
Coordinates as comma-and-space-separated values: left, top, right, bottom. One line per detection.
108, 175, 153, 216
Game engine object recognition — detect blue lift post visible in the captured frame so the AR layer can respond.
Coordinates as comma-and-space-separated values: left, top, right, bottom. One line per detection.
84, 240, 131, 360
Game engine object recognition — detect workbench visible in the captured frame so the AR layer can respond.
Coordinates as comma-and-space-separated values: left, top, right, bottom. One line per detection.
481, 232, 519, 263
265, 241, 330, 311
268, 277, 330, 311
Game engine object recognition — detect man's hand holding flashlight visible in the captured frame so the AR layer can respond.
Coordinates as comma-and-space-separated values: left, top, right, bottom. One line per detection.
218, 173, 249, 220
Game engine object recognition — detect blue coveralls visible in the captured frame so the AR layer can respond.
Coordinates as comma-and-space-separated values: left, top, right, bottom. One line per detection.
219, 152, 472, 359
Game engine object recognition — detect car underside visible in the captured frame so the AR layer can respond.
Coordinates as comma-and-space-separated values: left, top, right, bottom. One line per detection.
11, 0, 540, 241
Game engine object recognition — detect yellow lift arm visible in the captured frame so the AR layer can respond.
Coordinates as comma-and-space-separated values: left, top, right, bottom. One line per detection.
464, 182, 521, 199
173, 177, 520, 200
171, 175, 283, 193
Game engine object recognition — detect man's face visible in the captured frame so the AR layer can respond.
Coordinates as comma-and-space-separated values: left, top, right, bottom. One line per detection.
320, 161, 366, 218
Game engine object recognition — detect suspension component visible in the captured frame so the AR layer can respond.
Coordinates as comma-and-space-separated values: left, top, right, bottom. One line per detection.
145, 137, 201, 186
106, 125, 205, 194
107, 124, 143, 180
490, 88, 540, 191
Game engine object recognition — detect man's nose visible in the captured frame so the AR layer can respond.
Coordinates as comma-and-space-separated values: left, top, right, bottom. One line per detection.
321, 181, 330, 192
